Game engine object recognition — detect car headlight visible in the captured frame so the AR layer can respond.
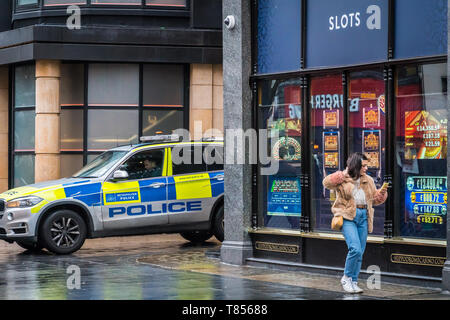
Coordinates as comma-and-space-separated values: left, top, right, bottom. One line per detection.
6, 196, 44, 208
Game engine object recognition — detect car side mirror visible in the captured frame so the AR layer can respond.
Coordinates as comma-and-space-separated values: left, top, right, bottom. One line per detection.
112, 170, 129, 180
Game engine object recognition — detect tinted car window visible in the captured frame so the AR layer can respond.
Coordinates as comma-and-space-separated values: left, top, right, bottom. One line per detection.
172, 145, 207, 175
204, 145, 224, 171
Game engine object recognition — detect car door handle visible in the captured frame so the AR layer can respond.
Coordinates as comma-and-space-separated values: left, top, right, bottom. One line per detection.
149, 182, 166, 188
212, 175, 224, 181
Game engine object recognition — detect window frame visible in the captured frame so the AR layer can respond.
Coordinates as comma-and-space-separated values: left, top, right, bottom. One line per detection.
10, 61, 189, 189
14, 0, 190, 11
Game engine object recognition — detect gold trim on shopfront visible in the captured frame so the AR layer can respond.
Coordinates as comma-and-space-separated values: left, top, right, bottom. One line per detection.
255, 241, 300, 254
248, 228, 446, 247
390, 253, 446, 267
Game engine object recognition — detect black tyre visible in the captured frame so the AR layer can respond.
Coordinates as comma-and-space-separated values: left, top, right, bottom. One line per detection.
16, 241, 44, 252
212, 205, 224, 242
40, 210, 87, 255
180, 230, 213, 243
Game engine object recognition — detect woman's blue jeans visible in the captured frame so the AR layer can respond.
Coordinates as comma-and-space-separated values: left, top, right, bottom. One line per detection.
342, 208, 368, 282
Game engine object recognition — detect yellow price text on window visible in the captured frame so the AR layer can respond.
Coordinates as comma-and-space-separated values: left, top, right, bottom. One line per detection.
417, 215, 443, 224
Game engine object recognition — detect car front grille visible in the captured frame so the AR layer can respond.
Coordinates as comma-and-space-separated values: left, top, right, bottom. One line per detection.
0, 200, 4, 212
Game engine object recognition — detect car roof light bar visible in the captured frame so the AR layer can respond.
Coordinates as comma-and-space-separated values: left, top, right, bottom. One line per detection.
140, 134, 181, 143
201, 137, 224, 142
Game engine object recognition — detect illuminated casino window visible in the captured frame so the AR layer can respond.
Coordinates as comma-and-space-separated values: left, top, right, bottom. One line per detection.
348, 69, 385, 235
146, 0, 186, 7
309, 74, 344, 232
257, 78, 302, 230
395, 63, 447, 239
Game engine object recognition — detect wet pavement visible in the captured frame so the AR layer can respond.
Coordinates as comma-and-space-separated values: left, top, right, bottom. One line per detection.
0, 234, 448, 300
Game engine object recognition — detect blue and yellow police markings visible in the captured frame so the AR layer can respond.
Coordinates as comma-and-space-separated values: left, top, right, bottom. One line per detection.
102, 181, 141, 206
208, 172, 224, 198
172, 173, 212, 200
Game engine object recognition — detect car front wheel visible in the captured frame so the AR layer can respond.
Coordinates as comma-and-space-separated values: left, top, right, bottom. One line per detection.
40, 210, 87, 255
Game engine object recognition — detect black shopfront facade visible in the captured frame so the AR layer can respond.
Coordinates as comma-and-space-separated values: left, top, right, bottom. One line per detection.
247, 0, 448, 283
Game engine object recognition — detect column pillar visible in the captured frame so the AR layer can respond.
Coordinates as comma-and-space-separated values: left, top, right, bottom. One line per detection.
0, 67, 8, 192
442, 1, 450, 293
212, 64, 223, 135
220, 0, 253, 265
190, 64, 213, 138
35, 60, 61, 183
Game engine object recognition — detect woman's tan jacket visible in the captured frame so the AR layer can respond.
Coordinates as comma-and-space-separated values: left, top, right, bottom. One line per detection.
322, 171, 387, 233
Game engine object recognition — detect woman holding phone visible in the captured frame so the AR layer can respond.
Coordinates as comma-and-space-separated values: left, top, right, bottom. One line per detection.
323, 152, 388, 294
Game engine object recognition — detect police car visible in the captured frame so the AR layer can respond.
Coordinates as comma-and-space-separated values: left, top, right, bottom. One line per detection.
0, 135, 224, 254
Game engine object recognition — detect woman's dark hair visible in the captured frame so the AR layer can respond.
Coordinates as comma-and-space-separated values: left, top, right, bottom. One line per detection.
347, 152, 368, 179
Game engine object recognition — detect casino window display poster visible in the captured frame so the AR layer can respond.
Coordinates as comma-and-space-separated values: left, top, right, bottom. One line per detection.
309, 74, 344, 231
266, 177, 301, 217
258, 79, 302, 230
401, 110, 447, 238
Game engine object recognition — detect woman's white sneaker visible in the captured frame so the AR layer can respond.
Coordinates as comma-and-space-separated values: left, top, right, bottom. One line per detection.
340, 275, 355, 293
352, 282, 363, 293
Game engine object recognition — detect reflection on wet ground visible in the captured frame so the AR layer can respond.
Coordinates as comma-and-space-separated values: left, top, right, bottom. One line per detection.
0, 234, 446, 300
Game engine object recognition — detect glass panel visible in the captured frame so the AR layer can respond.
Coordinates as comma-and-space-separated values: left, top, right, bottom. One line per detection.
143, 64, 183, 107
15, 64, 35, 108
172, 146, 207, 175
121, 150, 165, 180
257, 0, 301, 74
146, 0, 186, 6
88, 109, 138, 151
14, 110, 35, 151
14, 155, 35, 188
205, 146, 224, 171
74, 151, 127, 178
310, 74, 345, 231
61, 64, 84, 106
395, 63, 447, 239
258, 79, 302, 230
87, 153, 102, 165
91, 0, 141, 4
88, 64, 139, 106
61, 109, 83, 151
18, 0, 38, 5
44, 0, 87, 5
142, 109, 183, 136
61, 154, 84, 178
395, 0, 447, 59
348, 69, 386, 235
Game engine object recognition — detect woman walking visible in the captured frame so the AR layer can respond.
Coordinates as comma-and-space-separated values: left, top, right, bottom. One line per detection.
323, 153, 388, 294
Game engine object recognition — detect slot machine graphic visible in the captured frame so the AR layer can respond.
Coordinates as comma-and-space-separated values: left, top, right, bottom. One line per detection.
322, 109, 341, 201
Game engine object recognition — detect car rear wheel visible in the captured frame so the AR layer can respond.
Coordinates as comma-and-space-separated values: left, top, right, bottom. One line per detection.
212, 205, 224, 242
40, 210, 87, 255
16, 241, 44, 252
179, 230, 213, 243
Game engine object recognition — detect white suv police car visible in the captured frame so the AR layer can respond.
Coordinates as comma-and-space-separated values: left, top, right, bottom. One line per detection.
0, 135, 224, 254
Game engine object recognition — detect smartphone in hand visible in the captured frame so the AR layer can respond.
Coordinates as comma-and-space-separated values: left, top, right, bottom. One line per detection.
381, 182, 390, 190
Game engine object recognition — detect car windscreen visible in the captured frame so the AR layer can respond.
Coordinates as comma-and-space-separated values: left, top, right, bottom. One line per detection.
72, 151, 127, 178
